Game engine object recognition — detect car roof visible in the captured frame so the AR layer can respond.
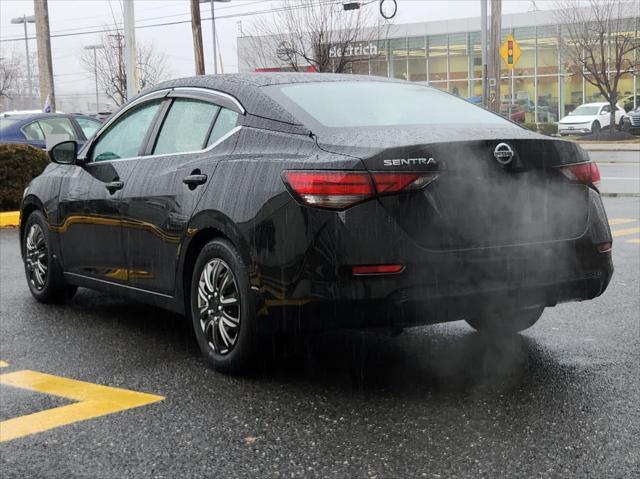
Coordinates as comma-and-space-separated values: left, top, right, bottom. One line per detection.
137, 73, 406, 125
1, 112, 72, 121
578, 102, 611, 107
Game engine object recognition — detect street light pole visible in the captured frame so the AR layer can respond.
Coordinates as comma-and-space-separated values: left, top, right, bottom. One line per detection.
10, 15, 35, 106
84, 45, 104, 112
200, 0, 231, 75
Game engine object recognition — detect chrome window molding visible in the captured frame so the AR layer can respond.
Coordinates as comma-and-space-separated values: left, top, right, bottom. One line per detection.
84, 125, 242, 167
82, 85, 246, 164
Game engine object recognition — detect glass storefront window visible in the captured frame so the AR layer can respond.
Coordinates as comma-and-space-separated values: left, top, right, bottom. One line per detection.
428, 34, 448, 83
407, 36, 427, 82
389, 37, 408, 80
448, 33, 468, 95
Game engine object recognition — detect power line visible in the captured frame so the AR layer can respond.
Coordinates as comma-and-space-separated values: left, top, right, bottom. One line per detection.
0, 0, 339, 44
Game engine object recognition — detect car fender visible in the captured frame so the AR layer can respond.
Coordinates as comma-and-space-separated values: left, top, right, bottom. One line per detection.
175, 208, 261, 309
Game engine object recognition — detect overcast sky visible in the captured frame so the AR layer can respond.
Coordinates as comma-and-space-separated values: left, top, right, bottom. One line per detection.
0, 0, 561, 102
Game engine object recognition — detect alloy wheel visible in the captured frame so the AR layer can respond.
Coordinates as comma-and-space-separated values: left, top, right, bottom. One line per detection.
25, 224, 48, 291
197, 258, 241, 355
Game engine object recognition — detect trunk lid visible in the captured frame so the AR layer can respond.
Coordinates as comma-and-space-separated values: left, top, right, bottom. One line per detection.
317, 126, 590, 251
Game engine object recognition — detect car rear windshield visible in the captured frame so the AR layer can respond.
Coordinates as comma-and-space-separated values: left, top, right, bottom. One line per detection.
269, 81, 510, 128
571, 106, 600, 116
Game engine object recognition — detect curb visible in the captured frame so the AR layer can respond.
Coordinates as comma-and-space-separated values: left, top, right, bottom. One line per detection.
579, 143, 640, 152
601, 193, 640, 198
0, 211, 20, 228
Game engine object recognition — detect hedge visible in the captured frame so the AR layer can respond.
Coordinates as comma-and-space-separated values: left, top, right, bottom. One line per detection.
521, 123, 559, 136
0, 144, 50, 211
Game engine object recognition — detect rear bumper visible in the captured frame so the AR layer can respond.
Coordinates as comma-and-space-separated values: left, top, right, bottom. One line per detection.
255, 188, 613, 328
558, 125, 592, 135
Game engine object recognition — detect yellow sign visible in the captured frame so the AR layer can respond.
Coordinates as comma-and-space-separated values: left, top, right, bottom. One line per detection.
500, 34, 521, 69
0, 366, 164, 442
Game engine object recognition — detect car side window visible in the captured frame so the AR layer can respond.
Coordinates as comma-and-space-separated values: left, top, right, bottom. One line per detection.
601, 105, 611, 114
207, 108, 239, 147
153, 98, 220, 155
76, 117, 102, 139
38, 117, 77, 140
91, 100, 162, 162
22, 122, 45, 141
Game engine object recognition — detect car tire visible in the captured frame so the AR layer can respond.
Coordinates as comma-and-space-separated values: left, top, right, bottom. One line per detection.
465, 306, 544, 335
22, 210, 77, 304
591, 121, 601, 134
190, 238, 258, 374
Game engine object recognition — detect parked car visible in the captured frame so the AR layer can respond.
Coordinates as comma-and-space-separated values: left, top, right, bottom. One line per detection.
620, 106, 640, 135
21, 74, 613, 373
0, 112, 102, 149
94, 111, 114, 123
619, 94, 640, 113
558, 102, 626, 136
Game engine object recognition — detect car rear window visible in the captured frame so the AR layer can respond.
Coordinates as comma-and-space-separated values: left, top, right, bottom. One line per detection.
268, 81, 510, 128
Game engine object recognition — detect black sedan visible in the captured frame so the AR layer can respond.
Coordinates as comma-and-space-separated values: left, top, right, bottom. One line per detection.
20, 73, 613, 373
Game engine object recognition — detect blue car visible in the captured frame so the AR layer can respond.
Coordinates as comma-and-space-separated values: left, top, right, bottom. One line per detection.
0, 112, 102, 150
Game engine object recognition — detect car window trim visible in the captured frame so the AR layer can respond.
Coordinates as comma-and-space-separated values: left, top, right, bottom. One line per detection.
80, 89, 172, 161
87, 97, 167, 163
203, 106, 223, 149
142, 97, 174, 156
84, 125, 242, 168
80, 87, 245, 161
169, 87, 245, 115
147, 97, 222, 156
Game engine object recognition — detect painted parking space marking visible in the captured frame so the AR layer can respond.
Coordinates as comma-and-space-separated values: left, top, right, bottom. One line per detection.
627, 238, 640, 244
609, 218, 638, 226
0, 369, 164, 442
0, 361, 8, 368
611, 227, 640, 238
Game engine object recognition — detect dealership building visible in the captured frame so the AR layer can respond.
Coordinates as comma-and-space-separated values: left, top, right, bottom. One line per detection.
237, 7, 639, 123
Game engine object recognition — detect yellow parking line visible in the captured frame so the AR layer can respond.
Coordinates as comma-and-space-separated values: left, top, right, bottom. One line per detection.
0, 211, 20, 228
0, 361, 8, 368
627, 238, 640, 244
612, 227, 640, 238
0, 370, 164, 442
609, 218, 638, 226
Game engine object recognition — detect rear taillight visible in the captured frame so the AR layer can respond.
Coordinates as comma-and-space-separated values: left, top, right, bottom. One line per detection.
560, 162, 601, 190
282, 170, 438, 210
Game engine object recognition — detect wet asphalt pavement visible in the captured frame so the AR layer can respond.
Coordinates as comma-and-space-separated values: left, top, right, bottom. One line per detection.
1, 197, 639, 478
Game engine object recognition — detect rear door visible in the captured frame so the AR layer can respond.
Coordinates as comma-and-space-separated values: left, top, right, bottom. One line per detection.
121, 89, 242, 295
57, 97, 165, 283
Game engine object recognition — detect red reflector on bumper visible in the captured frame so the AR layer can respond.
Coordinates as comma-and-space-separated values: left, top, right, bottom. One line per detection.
352, 264, 405, 275
596, 242, 612, 253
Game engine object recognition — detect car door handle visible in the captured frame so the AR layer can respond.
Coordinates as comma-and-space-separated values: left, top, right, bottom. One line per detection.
105, 180, 124, 193
183, 174, 207, 187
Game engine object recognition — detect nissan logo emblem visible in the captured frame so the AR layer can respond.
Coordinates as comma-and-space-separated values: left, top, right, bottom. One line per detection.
494, 143, 515, 165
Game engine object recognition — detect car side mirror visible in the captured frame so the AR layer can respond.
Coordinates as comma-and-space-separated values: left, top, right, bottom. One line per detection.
48, 140, 78, 165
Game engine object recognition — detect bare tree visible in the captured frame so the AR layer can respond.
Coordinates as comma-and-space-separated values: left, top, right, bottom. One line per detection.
0, 51, 21, 99
81, 30, 170, 106
244, 0, 380, 73
555, 0, 639, 135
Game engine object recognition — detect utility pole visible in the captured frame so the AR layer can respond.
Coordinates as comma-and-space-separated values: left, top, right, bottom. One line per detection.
11, 15, 35, 107
123, 0, 138, 100
33, 0, 55, 112
200, 0, 231, 75
84, 45, 104, 112
488, 0, 502, 113
480, 0, 488, 107
191, 0, 206, 75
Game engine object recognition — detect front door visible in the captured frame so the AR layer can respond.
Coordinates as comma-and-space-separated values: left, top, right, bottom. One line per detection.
57, 99, 164, 283
122, 96, 240, 295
